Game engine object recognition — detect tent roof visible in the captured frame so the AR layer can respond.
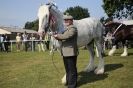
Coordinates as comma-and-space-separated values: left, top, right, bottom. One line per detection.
0, 26, 37, 34
122, 20, 133, 25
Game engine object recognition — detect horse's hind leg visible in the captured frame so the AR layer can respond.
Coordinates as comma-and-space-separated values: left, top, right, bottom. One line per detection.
108, 39, 117, 56
95, 38, 104, 74
84, 41, 96, 72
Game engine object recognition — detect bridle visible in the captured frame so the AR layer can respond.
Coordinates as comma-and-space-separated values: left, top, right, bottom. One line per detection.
112, 23, 123, 36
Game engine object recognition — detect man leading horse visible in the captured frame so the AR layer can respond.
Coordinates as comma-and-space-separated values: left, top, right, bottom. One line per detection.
53, 14, 78, 88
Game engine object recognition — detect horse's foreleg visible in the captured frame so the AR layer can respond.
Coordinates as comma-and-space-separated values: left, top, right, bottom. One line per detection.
95, 40, 104, 74
84, 43, 95, 72
108, 45, 116, 56
95, 46, 99, 57
49, 45, 54, 55
38, 44, 41, 52
41, 42, 45, 51
121, 40, 128, 56
108, 39, 117, 56
121, 46, 128, 56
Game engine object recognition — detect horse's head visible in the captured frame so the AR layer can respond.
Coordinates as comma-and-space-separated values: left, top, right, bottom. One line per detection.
38, 3, 64, 34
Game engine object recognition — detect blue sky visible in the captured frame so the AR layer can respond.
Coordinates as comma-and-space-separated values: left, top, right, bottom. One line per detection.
0, 0, 106, 28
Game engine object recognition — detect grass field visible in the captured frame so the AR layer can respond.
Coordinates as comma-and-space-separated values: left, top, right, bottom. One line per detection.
0, 48, 133, 88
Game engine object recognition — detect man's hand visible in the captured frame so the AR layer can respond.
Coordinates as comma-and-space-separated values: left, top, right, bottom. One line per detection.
38, 31, 45, 37
53, 34, 58, 37
53, 34, 59, 40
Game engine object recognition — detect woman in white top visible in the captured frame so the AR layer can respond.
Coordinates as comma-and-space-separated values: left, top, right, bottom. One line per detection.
16, 33, 21, 51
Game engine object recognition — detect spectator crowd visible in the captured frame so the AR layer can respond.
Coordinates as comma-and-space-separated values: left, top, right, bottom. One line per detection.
0, 31, 51, 52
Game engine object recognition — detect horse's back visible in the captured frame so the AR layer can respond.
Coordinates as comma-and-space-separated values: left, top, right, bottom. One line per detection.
74, 17, 103, 34
73, 17, 104, 47
74, 17, 100, 27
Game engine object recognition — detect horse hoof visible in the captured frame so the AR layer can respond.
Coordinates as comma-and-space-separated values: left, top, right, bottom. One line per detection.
61, 80, 66, 85
108, 54, 112, 56
49, 51, 53, 55
108, 51, 114, 56
108, 46, 116, 56
84, 65, 95, 72
61, 74, 66, 85
94, 68, 104, 75
121, 54, 128, 57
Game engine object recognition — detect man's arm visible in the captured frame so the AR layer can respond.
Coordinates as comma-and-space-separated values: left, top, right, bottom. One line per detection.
54, 27, 77, 40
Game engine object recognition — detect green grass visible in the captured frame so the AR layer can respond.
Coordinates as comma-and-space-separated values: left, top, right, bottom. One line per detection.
0, 49, 133, 88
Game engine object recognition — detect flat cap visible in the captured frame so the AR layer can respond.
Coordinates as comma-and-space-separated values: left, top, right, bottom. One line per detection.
63, 13, 73, 20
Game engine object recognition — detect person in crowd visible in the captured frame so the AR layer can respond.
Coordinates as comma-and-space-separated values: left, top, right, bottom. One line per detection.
37, 33, 45, 52
16, 33, 22, 51
22, 31, 28, 51
30, 33, 36, 51
53, 14, 78, 88
0, 34, 5, 51
4, 34, 10, 52
0, 35, 2, 51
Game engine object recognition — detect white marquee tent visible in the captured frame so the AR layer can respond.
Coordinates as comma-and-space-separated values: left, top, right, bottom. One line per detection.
0, 26, 37, 34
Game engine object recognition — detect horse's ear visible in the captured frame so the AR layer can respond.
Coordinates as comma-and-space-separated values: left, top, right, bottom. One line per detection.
49, 5, 52, 9
45, 5, 51, 11
104, 22, 108, 26
46, 3, 52, 9
47, 3, 58, 9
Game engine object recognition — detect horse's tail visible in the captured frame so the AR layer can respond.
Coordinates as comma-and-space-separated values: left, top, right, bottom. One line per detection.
96, 20, 105, 55
96, 20, 105, 39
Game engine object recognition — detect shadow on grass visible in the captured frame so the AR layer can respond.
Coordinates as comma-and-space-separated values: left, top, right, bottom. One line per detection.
105, 63, 124, 72
128, 53, 133, 56
78, 63, 123, 87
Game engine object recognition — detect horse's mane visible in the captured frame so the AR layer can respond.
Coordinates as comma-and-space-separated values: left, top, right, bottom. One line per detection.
49, 4, 64, 33
105, 21, 122, 26
50, 7, 62, 21
38, 4, 49, 18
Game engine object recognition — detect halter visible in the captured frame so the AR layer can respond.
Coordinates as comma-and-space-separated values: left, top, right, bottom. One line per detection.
112, 23, 123, 36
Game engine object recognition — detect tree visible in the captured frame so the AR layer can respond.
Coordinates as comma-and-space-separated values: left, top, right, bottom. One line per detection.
102, 0, 133, 19
24, 19, 38, 31
64, 6, 90, 20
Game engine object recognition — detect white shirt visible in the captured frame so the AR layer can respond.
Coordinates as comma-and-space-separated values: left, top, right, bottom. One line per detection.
16, 36, 21, 42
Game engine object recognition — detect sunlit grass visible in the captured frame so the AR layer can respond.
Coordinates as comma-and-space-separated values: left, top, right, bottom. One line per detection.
0, 48, 133, 88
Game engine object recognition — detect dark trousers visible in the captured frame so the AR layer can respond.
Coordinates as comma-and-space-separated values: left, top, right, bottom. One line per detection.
63, 56, 77, 88
24, 42, 28, 51
4, 42, 10, 52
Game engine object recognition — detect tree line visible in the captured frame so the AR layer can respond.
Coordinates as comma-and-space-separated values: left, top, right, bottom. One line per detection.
24, 0, 133, 31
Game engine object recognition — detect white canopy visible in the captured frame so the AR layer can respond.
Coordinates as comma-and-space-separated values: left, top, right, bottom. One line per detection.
122, 20, 133, 25
0, 28, 11, 34
0, 26, 37, 34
